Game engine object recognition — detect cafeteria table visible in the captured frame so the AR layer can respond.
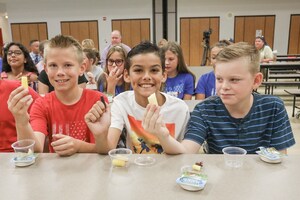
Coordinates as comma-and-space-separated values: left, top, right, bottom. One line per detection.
0, 153, 299, 200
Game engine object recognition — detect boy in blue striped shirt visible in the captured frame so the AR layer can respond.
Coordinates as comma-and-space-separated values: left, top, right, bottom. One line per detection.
143, 42, 295, 154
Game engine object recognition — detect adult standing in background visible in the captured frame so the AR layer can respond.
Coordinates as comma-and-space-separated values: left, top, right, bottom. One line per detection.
255, 36, 274, 63
29, 39, 42, 65
101, 30, 131, 69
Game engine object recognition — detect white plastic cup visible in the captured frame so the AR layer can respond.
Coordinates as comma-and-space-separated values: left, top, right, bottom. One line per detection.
222, 147, 247, 168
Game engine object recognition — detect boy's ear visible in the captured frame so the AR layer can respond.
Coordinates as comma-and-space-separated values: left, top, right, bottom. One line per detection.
253, 72, 263, 90
44, 63, 48, 73
79, 60, 87, 75
161, 71, 167, 83
124, 69, 131, 83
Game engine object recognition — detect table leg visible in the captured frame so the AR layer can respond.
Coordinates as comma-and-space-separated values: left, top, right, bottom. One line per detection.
292, 96, 296, 117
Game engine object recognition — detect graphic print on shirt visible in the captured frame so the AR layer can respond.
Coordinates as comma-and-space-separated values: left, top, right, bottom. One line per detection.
127, 115, 175, 154
51, 121, 89, 142
165, 80, 184, 98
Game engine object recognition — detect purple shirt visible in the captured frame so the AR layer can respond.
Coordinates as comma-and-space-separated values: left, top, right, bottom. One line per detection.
195, 70, 216, 98
164, 73, 194, 99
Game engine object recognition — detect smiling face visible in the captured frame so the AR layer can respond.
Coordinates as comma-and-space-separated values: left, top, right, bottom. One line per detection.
215, 57, 261, 109
45, 47, 85, 93
164, 50, 178, 77
7, 45, 26, 70
124, 52, 167, 106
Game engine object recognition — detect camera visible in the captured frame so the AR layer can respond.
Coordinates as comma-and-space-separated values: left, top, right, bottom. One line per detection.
203, 28, 212, 40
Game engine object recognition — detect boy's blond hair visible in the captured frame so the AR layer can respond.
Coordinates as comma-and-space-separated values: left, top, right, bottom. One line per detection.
44, 34, 84, 63
216, 42, 260, 75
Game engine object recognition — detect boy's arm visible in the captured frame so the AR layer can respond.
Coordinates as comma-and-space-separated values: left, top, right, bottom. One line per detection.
142, 104, 200, 154
7, 86, 45, 152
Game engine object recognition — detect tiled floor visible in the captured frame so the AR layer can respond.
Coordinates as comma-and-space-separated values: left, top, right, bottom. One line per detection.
258, 86, 300, 154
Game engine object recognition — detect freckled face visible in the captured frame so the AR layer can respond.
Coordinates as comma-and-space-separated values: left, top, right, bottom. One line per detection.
215, 58, 256, 107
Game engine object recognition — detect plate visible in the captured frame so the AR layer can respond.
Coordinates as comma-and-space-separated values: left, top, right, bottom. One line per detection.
12, 156, 36, 167
259, 155, 282, 164
176, 176, 206, 191
134, 156, 155, 166
256, 147, 282, 164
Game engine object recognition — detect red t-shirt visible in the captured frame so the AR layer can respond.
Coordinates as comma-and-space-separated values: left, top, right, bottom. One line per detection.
0, 80, 40, 152
30, 89, 107, 152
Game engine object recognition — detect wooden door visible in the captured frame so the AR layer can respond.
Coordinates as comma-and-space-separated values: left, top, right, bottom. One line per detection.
180, 17, 219, 66
61, 20, 99, 50
288, 15, 300, 54
11, 23, 48, 50
234, 15, 275, 49
112, 19, 150, 48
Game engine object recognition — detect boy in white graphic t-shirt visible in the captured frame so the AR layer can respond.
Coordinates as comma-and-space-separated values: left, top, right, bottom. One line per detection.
85, 41, 190, 154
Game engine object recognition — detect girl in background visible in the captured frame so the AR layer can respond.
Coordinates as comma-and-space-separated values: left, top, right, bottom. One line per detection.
83, 48, 103, 90
160, 41, 195, 100
1, 42, 38, 90
195, 39, 231, 100
97, 45, 129, 102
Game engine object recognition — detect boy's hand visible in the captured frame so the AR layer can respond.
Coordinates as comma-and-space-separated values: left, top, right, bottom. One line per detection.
142, 104, 169, 138
84, 100, 111, 137
7, 86, 34, 124
51, 134, 79, 156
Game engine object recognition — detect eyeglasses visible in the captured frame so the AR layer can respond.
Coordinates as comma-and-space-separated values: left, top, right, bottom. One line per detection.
7, 50, 23, 56
107, 59, 124, 66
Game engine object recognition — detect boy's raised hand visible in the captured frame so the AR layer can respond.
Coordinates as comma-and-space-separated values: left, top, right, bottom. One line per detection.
7, 86, 34, 124
84, 99, 111, 137
142, 104, 169, 138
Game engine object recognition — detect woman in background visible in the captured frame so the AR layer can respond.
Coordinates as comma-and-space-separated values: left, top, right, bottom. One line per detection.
255, 36, 274, 63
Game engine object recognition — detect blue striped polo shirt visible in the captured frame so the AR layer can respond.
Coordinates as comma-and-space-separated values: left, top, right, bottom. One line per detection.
184, 93, 295, 154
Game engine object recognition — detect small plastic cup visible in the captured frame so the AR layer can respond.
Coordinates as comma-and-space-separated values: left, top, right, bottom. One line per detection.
222, 147, 247, 168
108, 148, 132, 168
11, 139, 35, 155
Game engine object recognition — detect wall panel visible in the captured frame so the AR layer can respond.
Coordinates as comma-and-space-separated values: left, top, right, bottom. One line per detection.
180, 17, 219, 66
234, 15, 275, 48
11, 22, 48, 50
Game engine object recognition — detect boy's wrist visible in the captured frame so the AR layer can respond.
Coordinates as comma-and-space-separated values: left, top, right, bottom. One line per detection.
105, 93, 114, 103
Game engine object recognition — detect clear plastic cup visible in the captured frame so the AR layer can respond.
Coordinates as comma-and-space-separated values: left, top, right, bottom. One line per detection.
222, 147, 247, 168
108, 148, 132, 168
11, 139, 35, 155
11, 139, 35, 167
